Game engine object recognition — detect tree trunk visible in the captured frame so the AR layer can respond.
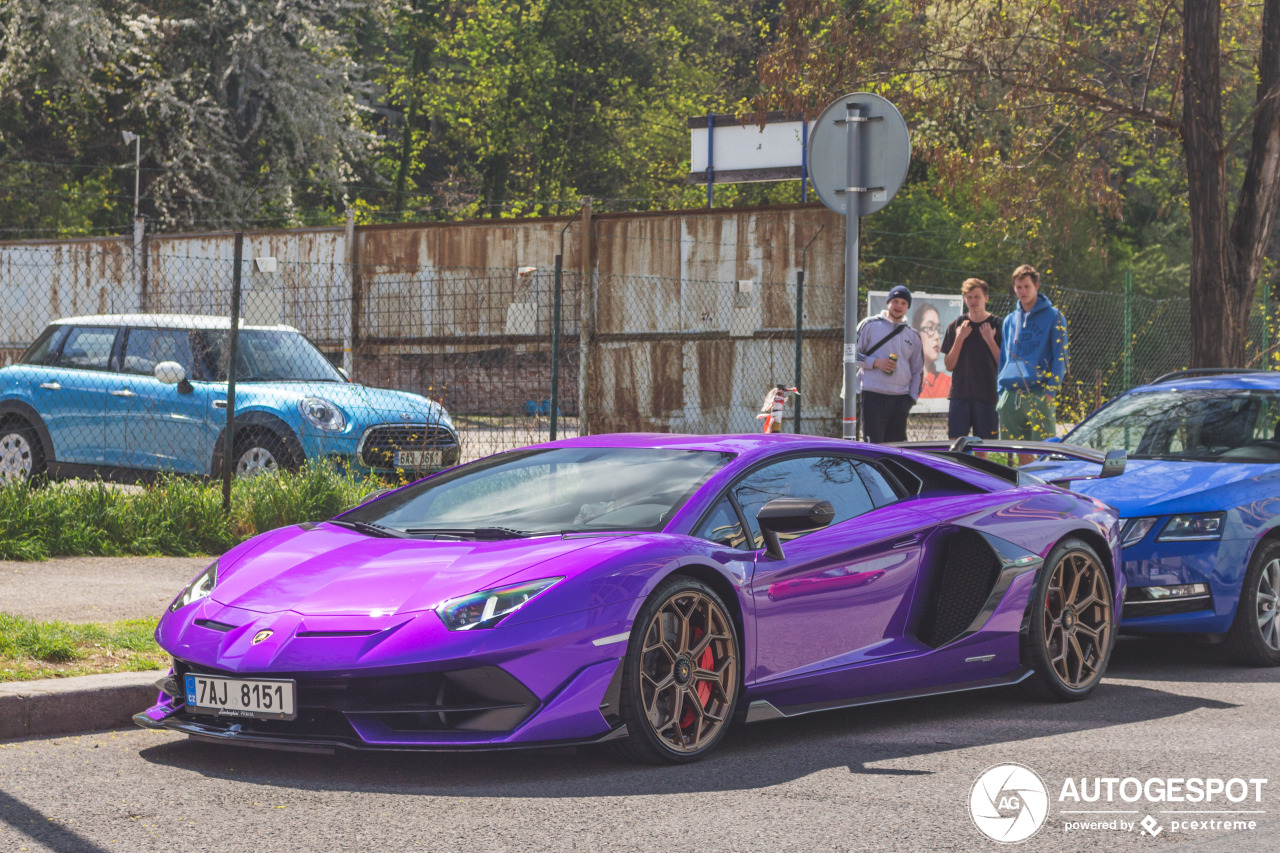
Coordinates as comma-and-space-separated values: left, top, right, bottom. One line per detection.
1186, 0, 1280, 367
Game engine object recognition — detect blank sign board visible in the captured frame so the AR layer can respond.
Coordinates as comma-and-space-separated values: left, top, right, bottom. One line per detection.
807, 93, 911, 217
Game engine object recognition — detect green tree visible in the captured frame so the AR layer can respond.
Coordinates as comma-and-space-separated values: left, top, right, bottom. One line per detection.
760, 0, 1280, 366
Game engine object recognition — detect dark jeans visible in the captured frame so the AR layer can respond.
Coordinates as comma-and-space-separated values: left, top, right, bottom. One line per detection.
948, 397, 1000, 439
862, 391, 913, 443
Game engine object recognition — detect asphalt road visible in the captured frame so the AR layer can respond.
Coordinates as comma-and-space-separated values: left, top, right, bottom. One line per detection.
1, 637, 1277, 853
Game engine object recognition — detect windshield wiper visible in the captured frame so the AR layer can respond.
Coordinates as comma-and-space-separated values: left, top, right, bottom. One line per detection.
403, 526, 534, 540
327, 519, 411, 539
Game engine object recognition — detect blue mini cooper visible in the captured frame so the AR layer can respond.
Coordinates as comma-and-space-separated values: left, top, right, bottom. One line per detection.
1027, 369, 1280, 666
0, 315, 459, 483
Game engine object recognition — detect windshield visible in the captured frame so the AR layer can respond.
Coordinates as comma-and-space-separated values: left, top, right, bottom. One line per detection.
337, 447, 734, 537
195, 330, 344, 382
1068, 388, 1280, 462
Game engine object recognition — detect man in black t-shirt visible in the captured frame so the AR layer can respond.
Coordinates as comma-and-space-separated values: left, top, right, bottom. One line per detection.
940, 278, 1003, 441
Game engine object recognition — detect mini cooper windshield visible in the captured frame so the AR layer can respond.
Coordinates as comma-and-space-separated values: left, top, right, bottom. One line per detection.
337, 447, 734, 537
1069, 388, 1280, 461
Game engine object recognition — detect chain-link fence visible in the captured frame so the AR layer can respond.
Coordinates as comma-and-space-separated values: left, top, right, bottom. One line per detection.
0, 236, 1273, 486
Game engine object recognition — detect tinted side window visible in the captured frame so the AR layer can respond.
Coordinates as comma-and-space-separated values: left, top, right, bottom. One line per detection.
20, 326, 68, 365
733, 456, 877, 548
694, 497, 748, 549
51, 327, 118, 371
858, 463, 902, 508
123, 328, 197, 377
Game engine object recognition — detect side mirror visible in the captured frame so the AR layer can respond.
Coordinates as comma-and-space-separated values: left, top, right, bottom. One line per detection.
756, 498, 835, 559
1101, 449, 1126, 478
154, 361, 185, 384
154, 361, 193, 395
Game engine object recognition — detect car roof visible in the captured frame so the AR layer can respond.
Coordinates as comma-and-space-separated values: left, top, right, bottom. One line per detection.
50, 314, 298, 332
1129, 370, 1280, 393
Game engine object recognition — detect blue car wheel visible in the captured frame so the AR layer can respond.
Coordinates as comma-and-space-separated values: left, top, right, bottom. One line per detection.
0, 420, 44, 485
1225, 540, 1280, 667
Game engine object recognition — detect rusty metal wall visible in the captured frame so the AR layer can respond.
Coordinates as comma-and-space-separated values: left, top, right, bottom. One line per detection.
0, 205, 853, 446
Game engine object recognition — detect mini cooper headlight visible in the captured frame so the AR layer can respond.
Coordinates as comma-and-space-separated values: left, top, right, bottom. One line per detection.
1119, 517, 1159, 548
1157, 512, 1226, 542
299, 396, 346, 431
435, 577, 563, 631
170, 561, 218, 613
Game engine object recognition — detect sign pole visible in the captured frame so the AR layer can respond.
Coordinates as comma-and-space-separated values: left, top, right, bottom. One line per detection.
841, 101, 862, 441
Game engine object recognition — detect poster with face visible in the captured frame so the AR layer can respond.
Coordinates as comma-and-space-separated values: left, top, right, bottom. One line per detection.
867, 291, 966, 414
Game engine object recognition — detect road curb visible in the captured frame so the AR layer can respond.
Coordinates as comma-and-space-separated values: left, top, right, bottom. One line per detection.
0, 670, 167, 740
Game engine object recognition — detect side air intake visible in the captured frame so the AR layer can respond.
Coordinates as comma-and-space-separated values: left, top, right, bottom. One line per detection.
919, 529, 1002, 648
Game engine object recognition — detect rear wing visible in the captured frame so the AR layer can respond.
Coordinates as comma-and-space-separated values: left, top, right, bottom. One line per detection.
892, 437, 1126, 486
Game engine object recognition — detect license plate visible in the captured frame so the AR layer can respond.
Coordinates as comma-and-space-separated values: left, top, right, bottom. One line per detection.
184, 674, 296, 720
395, 449, 441, 469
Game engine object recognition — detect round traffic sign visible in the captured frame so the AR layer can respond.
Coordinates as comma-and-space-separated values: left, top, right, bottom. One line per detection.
807, 93, 911, 217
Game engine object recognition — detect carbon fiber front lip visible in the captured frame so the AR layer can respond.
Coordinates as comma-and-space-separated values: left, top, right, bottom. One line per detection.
134, 711, 628, 753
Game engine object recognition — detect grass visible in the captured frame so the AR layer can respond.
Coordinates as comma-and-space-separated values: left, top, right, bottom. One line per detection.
0, 462, 383, 560
0, 613, 168, 682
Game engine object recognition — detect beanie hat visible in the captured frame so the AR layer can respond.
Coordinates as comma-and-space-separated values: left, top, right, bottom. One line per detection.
887, 285, 913, 307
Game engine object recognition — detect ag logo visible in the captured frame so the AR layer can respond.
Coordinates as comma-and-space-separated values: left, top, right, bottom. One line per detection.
969, 763, 1049, 843
251, 630, 273, 645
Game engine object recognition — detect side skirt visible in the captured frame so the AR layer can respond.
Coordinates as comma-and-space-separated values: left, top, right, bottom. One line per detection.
744, 668, 1032, 723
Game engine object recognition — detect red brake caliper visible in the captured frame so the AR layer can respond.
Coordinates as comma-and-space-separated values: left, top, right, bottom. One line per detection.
681, 626, 714, 730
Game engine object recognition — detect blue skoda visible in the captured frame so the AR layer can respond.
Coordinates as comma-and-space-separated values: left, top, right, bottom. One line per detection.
1027, 369, 1280, 666
0, 315, 459, 483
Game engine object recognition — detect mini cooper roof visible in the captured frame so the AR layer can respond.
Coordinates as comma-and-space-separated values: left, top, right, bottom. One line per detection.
49, 314, 297, 332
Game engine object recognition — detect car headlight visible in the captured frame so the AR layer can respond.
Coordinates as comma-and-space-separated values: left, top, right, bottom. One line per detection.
170, 561, 218, 613
435, 577, 562, 631
1157, 512, 1226, 542
299, 397, 346, 431
1119, 517, 1159, 548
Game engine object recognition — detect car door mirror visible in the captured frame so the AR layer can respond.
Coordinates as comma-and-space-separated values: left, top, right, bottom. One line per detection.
1101, 449, 1126, 478
154, 361, 185, 384
154, 361, 193, 395
757, 498, 836, 559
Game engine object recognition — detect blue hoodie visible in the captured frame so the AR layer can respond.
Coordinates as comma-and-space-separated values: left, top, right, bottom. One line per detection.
998, 293, 1068, 393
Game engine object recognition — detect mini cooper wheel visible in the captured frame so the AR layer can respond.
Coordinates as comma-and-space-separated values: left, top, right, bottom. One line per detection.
614, 576, 740, 764
0, 422, 44, 486
232, 431, 297, 478
1224, 540, 1280, 667
1022, 537, 1114, 701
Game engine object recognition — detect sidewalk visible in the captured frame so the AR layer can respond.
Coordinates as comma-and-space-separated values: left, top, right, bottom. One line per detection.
0, 555, 210, 622
1, 555, 208, 740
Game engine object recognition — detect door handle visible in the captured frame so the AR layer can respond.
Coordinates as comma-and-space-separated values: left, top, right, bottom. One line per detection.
892, 534, 921, 548
39, 382, 61, 390
212, 400, 227, 410
109, 389, 136, 398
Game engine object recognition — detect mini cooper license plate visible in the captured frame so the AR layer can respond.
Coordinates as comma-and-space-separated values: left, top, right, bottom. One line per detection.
394, 449, 441, 469
184, 674, 297, 720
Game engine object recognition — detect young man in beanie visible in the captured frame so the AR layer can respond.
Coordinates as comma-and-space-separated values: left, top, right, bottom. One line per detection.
855, 285, 924, 442
998, 264, 1068, 463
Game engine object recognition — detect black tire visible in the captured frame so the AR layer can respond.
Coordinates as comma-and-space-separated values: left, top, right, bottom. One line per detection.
0, 420, 46, 485
612, 576, 741, 764
1224, 540, 1280, 667
1021, 537, 1115, 701
231, 429, 299, 478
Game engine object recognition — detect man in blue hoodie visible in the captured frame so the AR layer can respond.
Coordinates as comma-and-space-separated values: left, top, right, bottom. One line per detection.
997, 264, 1067, 461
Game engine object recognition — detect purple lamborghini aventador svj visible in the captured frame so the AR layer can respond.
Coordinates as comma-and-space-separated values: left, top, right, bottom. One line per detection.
136, 434, 1123, 763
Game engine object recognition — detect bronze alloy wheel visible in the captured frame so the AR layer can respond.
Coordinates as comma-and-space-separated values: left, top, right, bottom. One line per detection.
1042, 547, 1112, 690
613, 577, 742, 764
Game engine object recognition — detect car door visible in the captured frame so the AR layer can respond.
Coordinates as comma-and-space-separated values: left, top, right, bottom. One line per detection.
38, 325, 121, 466
113, 327, 212, 473
731, 454, 936, 683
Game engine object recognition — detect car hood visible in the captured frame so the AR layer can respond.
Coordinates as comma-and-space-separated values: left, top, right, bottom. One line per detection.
232, 381, 449, 423
210, 523, 607, 616
1026, 457, 1280, 515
